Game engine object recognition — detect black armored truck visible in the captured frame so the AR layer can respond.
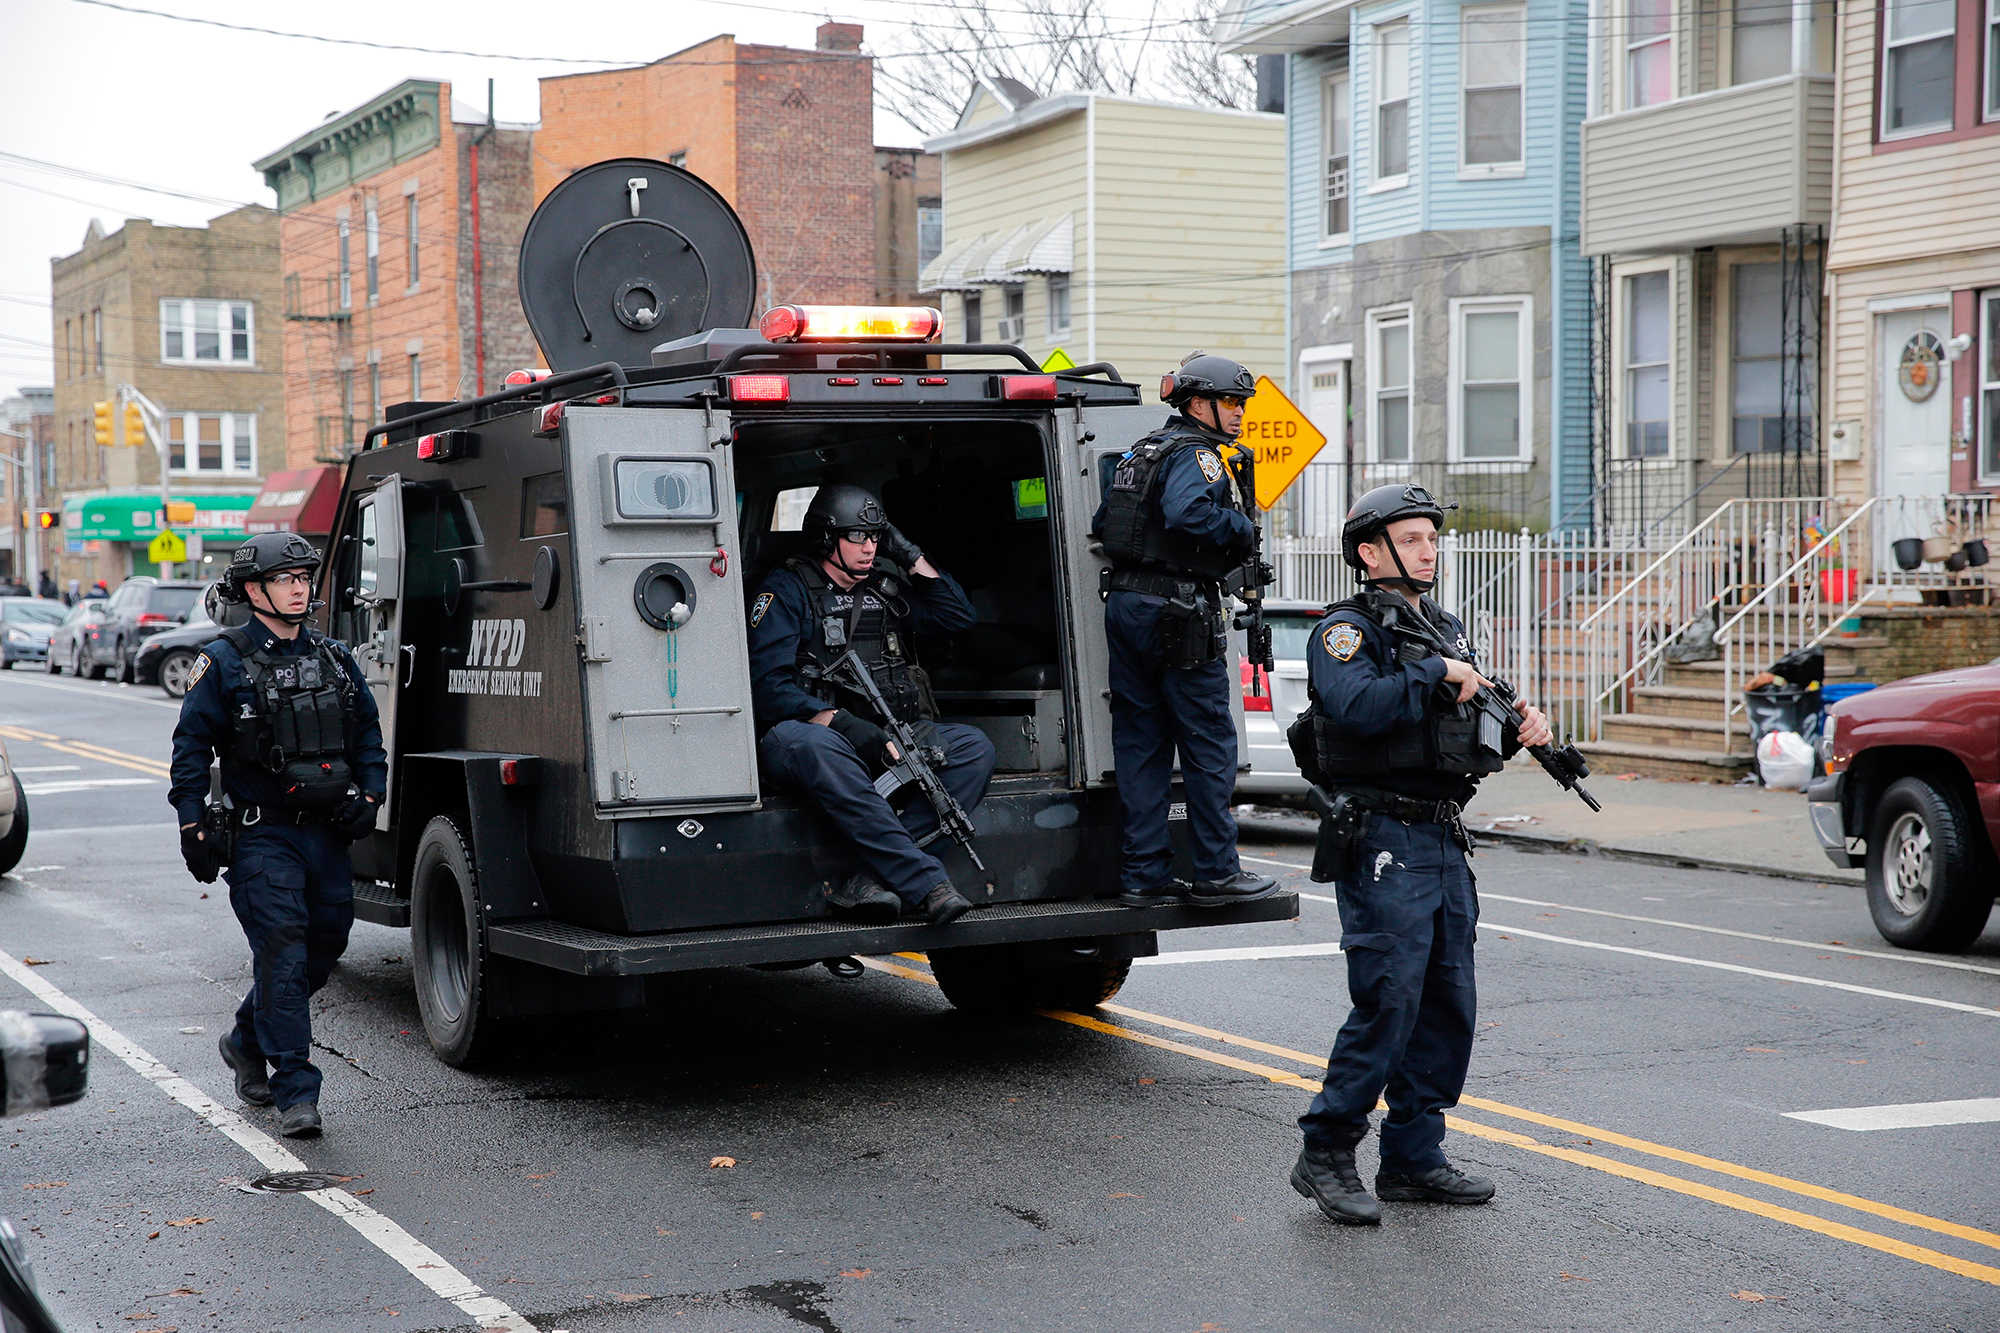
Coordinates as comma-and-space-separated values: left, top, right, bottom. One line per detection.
330, 159, 1297, 1065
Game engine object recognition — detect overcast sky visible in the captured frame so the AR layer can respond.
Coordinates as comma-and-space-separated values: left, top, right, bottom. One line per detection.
1, 0, 1179, 404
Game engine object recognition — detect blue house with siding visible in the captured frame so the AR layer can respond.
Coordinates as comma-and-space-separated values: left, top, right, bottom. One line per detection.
1219, 0, 1590, 532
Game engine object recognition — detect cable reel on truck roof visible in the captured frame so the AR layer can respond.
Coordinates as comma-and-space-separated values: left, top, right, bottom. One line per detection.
517, 157, 759, 373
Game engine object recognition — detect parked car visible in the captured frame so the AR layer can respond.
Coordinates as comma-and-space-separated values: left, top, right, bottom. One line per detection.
0, 736, 28, 875
134, 594, 222, 698
0, 599, 64, 669
1234, 598, 1331, 807
75, 577, 204, 683
45, 598, 108, 677
1808, 661, 2000, 952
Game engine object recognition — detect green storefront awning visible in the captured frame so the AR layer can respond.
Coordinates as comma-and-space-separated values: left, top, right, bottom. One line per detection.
63, 493, 257, 542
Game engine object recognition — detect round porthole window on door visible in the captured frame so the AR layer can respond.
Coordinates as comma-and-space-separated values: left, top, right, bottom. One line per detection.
633, 562, 696, 631
1897, 331, 1944, 401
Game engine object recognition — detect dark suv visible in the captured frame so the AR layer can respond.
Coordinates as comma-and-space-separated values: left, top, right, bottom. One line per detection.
79, 577, 204, 682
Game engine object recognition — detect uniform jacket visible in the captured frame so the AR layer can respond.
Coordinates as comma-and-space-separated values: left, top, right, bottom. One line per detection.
168, 618, 388, 828
1089, 415, 1256, 565
746, 560, 977, 735
1309, 592, 1480, 802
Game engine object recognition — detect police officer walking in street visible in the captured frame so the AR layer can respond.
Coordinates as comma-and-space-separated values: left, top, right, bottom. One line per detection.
1092, 353, 1279, 910
748, 485, 996, 926
169, 534, 386, 1138
1289, 485, 1552, 1224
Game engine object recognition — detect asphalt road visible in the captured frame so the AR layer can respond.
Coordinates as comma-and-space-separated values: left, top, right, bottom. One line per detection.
2, 667, 1997, 1333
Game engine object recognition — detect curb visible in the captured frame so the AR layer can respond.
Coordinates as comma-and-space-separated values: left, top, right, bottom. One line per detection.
1235, 815, 1866, 888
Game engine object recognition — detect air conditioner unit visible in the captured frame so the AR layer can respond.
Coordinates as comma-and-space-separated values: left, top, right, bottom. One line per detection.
996, 316, 1025, 345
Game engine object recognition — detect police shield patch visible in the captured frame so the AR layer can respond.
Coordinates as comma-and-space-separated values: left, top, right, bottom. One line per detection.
1196, 449, 1225, 484
749, 592, 774, 628
1325, 623, 1362, 661
187, 652, 210, 686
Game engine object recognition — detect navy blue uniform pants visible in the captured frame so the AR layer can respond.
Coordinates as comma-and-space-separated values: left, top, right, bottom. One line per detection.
1299, 816, 1478, 1173
1104, 589, 1240, 893
760, 719, 996, 906
224, 825, 353, 1110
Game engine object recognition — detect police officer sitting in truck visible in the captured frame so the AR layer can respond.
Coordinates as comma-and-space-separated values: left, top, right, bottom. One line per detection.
748, 485, 996, 927
168, 533, 386, 1139
1091, 352, 1280, 911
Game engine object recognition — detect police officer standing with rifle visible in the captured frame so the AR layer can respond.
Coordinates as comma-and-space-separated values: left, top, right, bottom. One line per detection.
168, 534, 386, 1138
1287, 485, 1568, 1225
1092, 353, 1280, 910
748, 485, 996, 927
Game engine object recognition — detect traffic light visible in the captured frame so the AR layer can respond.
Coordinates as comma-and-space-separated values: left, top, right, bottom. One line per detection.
93, 400, 113, 447
35, 510, 57, 531
123, 401, 146, 447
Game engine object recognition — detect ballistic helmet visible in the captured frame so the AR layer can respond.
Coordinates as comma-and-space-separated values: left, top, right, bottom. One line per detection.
802, 485, 889, 558
1160, 352, 1257, 409
1341, 484, 1456, 584
223, 533, 321, 595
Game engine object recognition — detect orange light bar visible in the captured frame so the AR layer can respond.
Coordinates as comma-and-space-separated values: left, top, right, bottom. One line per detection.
760, 305, 943, 344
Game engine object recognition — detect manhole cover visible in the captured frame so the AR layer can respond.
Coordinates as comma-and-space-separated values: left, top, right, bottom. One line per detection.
236, 1172, 353, 1194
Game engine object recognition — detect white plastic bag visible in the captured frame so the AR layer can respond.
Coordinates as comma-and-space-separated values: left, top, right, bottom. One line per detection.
1757, 729, 1814, 790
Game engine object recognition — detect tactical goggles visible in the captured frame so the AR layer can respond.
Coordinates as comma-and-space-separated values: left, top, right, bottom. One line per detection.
1213, 395, 1248, 411
258, 570, 315, 586
836, 528, 883, 545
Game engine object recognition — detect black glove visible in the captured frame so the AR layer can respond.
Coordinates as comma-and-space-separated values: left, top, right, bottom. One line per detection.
825, 711, 894, 769
334, 793, 381, 841
180, 823, 222, 884
878, 524, 924, 573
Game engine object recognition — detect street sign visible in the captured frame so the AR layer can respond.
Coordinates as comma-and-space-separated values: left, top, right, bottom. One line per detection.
147, 530, 187, 565
1229, 375, 1328, 510
1040, 346, 1076, 372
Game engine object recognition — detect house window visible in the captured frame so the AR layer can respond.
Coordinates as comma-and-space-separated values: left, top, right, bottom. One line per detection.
370, 362, 383, 425
1454, 299, 1529, 460
1047, 274, 1072, 334
160, 300, 254, 365
1986, 0, 1999, 118
668, 151, 687, 168
365, 200, 381, 305
963, 292, 982, 343
1461, 6, 1524, 169
1626, 0, 1673, 107
1375, 20, 1411, 181
998, 286, 1026, 344
1371, 310, 1413, 462
918, 204, 944, 269
92, 309, 103, 372
1731, 262, 1786, 453
338, 221, 352, 309
1624, 271, 1670, 457
409, 353, 422, 401
1980, 292, 2000, 481
166, 412, 256, 475
339, 369, 355, 449
62, 319, 71, 380
1732, 0, 1794, 84
1323, 72, 1352, 236
1882, 0, 1955, 136
406, 195, 420, 286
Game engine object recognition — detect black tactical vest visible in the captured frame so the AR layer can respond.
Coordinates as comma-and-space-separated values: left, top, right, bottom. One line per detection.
221, 627, 357, 810
1097, 425, 1243, 582
1290, 591, 1508, 783
785, 558, 934, 725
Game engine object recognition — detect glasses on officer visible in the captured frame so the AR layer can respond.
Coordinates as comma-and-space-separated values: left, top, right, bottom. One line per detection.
261, 571, 313, 587
836, 529, 880, 545
1215, 395, 1248, 411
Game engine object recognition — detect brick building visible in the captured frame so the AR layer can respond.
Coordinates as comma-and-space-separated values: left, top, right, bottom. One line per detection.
48, 207, 285, 589
535, 24, 879, 308
876, 147, 943, 308
254, 80, 537, 470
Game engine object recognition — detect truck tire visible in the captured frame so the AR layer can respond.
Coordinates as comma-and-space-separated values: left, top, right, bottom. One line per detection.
929, 944, 1132, 1016
410, 815, 502, 1067
0, 775, 29, 875
1865, 775, 1996, 953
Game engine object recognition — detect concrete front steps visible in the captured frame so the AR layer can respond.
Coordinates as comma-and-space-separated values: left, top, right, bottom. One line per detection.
1573, 738, 1755, 783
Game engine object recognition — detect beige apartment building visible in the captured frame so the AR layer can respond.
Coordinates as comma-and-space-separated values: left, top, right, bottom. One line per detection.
920, 77, 1287, 392
48, 208, 285, 587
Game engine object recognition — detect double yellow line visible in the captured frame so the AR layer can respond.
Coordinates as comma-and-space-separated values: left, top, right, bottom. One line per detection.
861, 956, 2000, 1287
0, 725, 171, 777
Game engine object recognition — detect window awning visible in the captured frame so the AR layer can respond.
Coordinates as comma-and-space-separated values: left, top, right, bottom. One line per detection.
62, 492, 256, 542
1003, 213, 1073, 274
920, 232, 996, 292
246, 467, 343, 535
979, 223, 1034, 282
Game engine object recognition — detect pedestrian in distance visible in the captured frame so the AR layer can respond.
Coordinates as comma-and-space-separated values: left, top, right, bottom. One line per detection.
748, 485, 996, 927
1091, 352, 1280, 910
36, 570, 56, 601
1288, 485, 1553, 1225
167, 534, 386, 1139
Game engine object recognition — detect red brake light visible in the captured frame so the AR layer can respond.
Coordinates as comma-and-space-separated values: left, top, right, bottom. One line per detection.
759, 305, 943, 343
730, 375, 791, 402
500, 759, 519, 785
417, 429, 475, 461
136, 612, 173, 626
919, 376, 948, 386
417, 434, 437, 459
1002, 375, 1058, 401
827, 376, 860, 387
874, 376, 904, 386
505, 368, 552, 386
534, 401, 566, 437
1240, 658, 1272, 711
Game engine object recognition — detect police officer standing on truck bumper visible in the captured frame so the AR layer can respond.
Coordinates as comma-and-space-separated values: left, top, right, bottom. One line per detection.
1092, 353, 1279, 910
748, 485, 996, 926
1289, 486, 1552, 1224
168, 534, 387, 1139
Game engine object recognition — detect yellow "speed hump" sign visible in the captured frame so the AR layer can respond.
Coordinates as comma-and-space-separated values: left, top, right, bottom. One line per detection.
1229, 375, 1328, 510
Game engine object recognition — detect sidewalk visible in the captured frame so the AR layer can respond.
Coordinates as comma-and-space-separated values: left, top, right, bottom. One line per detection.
1240, 762, 1863, 885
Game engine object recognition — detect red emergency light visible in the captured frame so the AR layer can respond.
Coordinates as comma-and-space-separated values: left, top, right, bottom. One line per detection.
729, 375, 791, 402
504, 368, 552, 386
1001, 375, 1058, 401
759, 305, 943, 344
533, 401, 566, 438
416, 429, 476, 462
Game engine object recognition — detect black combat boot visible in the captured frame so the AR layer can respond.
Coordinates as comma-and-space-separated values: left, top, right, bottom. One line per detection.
1189, 869, 1280, 906
826, 871, 901, 924
1119, 879, 1190, 909
1376, 1161, 1496, 1204
1291, 1145, 1381, 1226
276, 1101, 322, 1139
217, 1032, 272, 1106
919, 882, 973, 926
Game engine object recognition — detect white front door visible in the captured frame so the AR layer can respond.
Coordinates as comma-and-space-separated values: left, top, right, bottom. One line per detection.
1297, 360, 1350, 537
1878, 308, 1952, 498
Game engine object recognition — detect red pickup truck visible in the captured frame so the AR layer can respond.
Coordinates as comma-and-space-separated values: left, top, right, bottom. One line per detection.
1809, 662, 2000, 952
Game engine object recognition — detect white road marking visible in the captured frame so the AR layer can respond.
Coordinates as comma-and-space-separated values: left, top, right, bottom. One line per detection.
11, 765, 82, 773
1785, 1097, 2000, 1132
0, 948, 541, 1332
33, 822, 179, 836
0, 674, 180, 709
1134, 941, 1344, 966
1243, 853, 2000, 979
23, 777, 158, 795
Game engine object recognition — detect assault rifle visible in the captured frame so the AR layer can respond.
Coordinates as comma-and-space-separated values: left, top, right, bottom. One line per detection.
1224, 447, 1276, 678
825, 648, 986, 874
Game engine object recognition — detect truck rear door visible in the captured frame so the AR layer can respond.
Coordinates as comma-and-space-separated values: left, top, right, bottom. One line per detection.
352, 474, 408, 829
562, 405, 760, 814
